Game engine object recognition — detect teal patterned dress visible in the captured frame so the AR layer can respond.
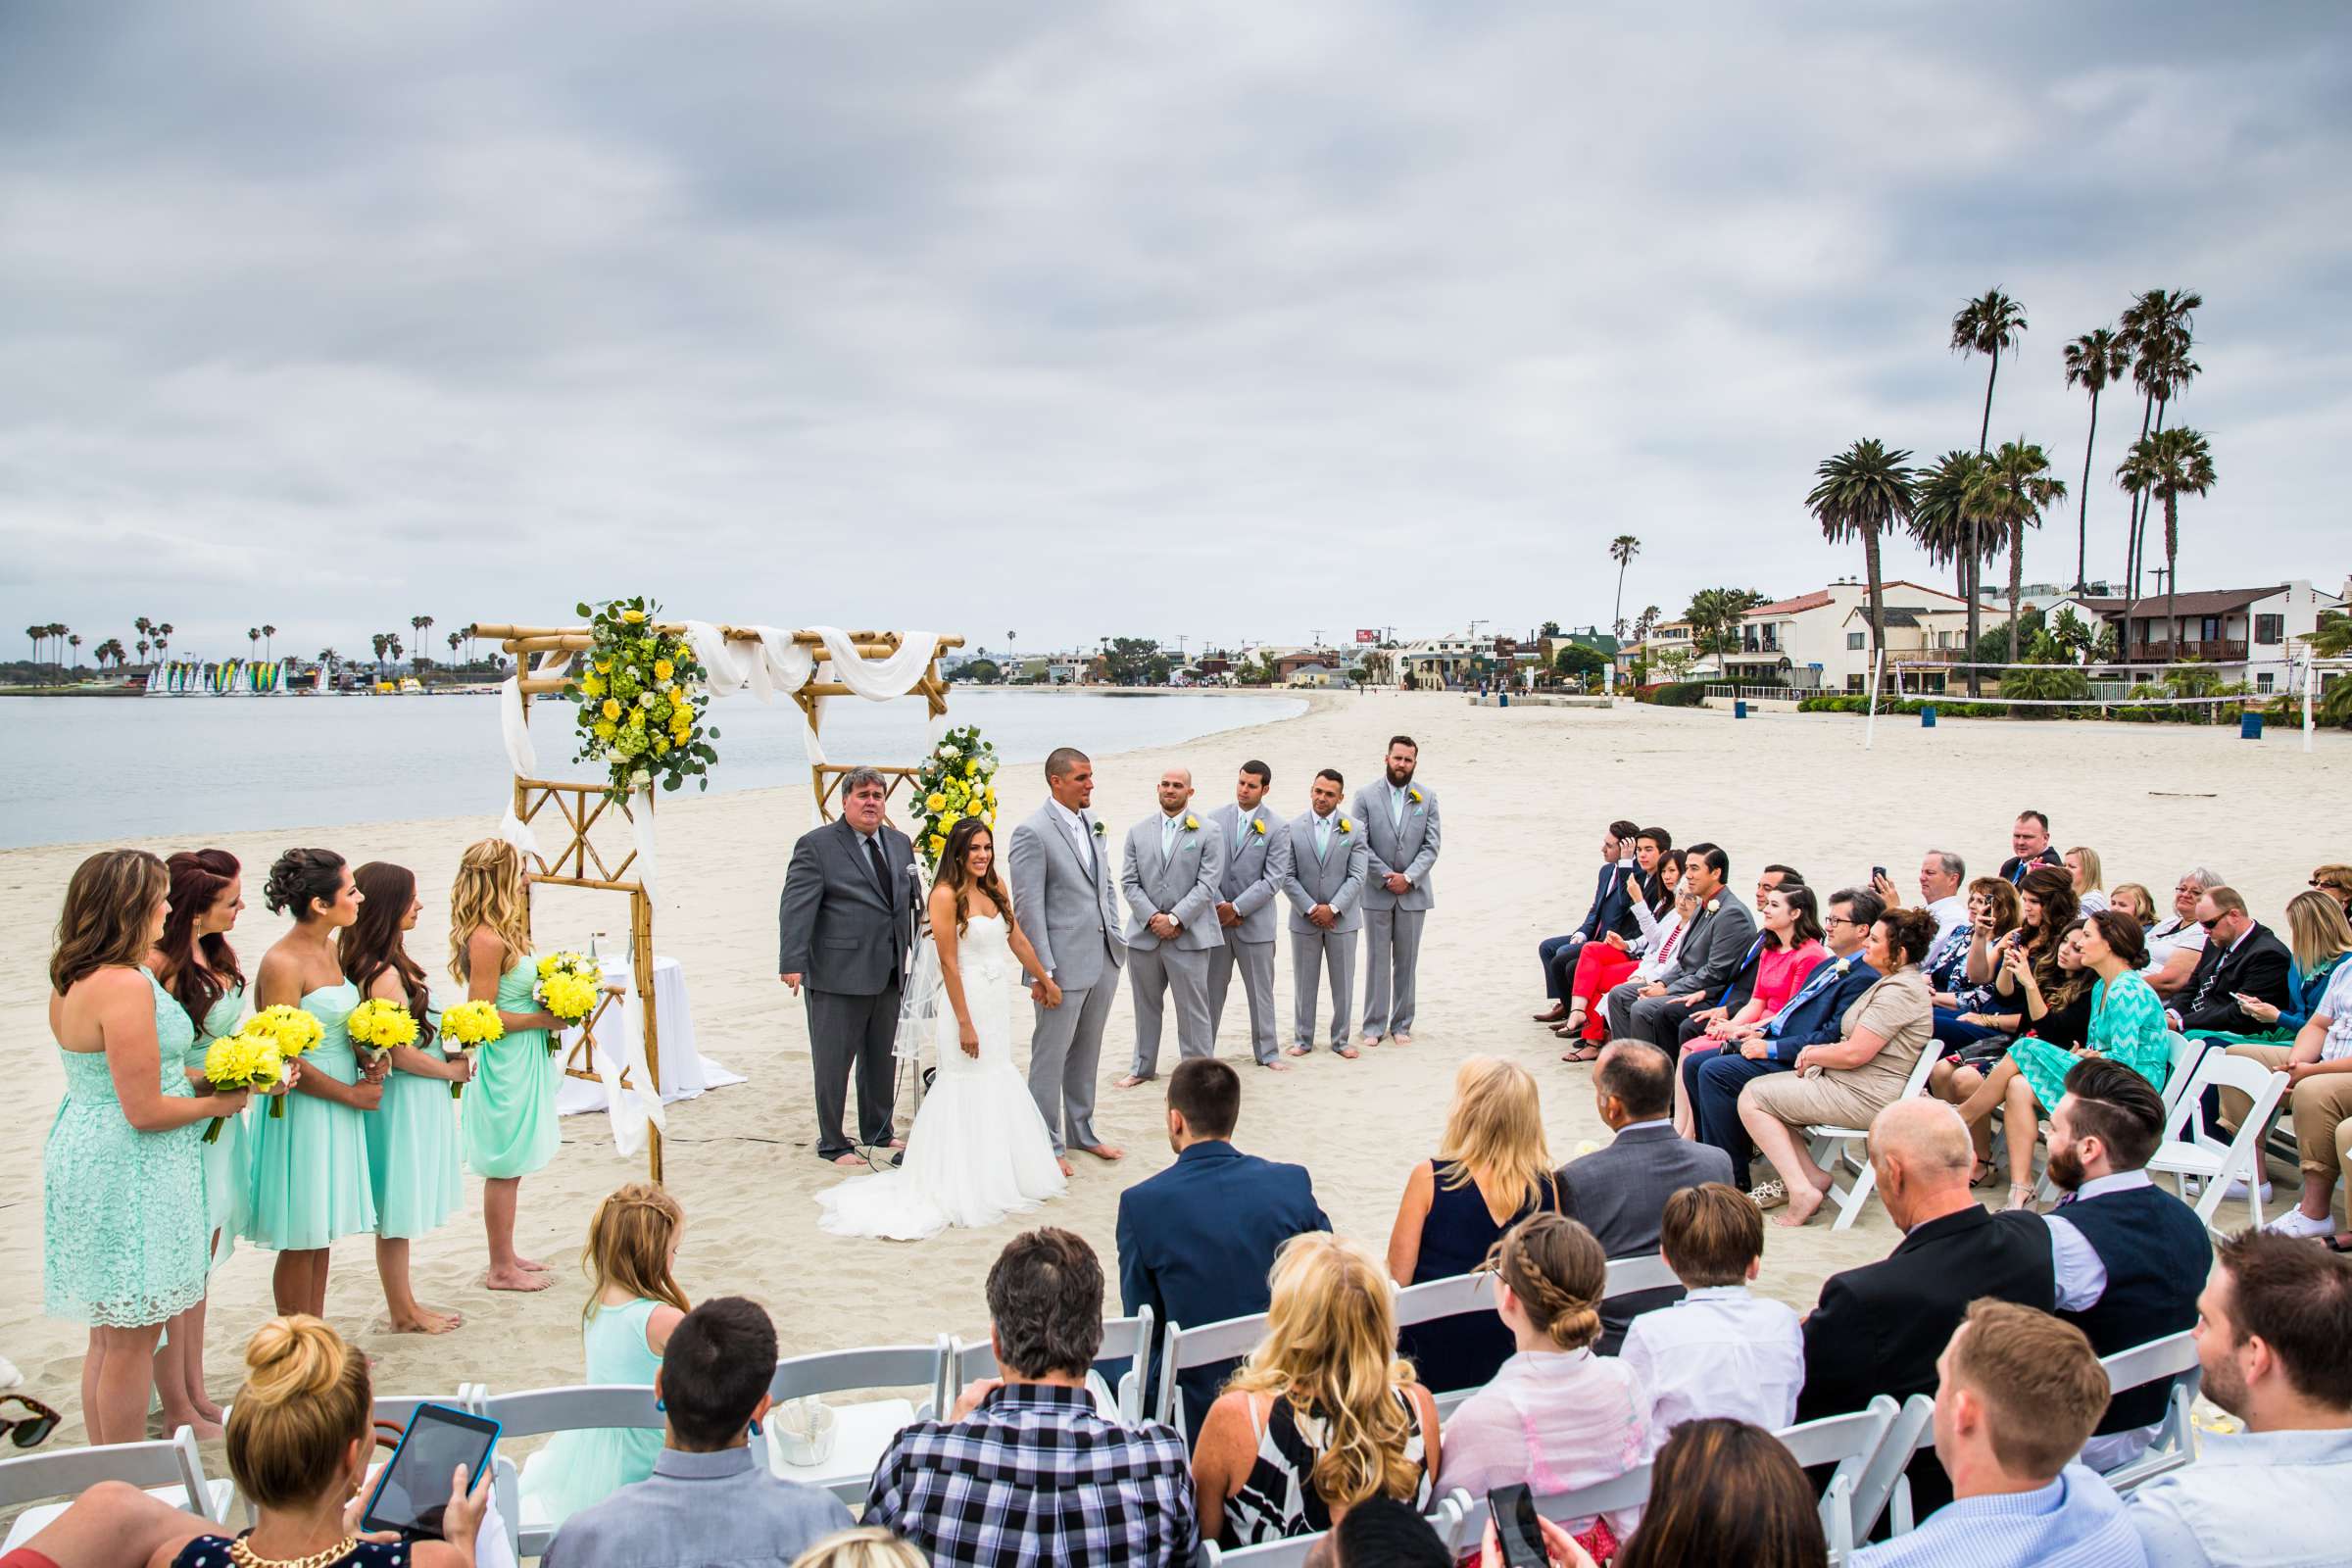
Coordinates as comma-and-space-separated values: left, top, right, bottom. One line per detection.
463, 957, 559, 1180
245, 981, 377, 1249
366, 1005, 464, 1239
188, 982, 249, 1270
2005, 969, 2174, 1111
44, 967, 210, 1327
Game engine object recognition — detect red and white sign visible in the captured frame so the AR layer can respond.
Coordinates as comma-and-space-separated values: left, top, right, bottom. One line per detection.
1355, 628, 1379, 644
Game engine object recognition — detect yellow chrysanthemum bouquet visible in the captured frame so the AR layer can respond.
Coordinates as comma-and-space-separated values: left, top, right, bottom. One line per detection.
346, 999, 419, 1065
564, 595, 719, 804
534, 952, 603, 1045
910, 723, 1001, 873
199, 1031, 283, 1141
229, 1005, 322, 1118
439, 1000, 505, 1097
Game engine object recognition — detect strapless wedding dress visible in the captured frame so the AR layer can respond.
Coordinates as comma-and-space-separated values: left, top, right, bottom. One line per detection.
817, 914, 1068, 1240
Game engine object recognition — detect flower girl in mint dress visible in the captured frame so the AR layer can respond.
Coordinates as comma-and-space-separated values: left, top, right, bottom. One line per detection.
520, 1183, 688, 1528
45, 849, 254, 1446
346, 860, 472, 1335
451, 838, 570, 1293
248, 848, 380, 1317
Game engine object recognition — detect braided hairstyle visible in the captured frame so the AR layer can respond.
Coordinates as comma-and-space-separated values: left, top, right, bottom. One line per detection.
1487, 1212, 1607, 1352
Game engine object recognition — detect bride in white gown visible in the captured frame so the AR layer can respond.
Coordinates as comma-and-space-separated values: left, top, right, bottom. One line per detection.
817, 816, 1070, 1241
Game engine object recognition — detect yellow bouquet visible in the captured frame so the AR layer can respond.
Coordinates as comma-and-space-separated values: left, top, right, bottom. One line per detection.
199, 1031, 283, 1141
346, 999, 419, 1061
439, 1000, 506, 1098
231, 1006, 321, 1118
534, 952, 603, 1041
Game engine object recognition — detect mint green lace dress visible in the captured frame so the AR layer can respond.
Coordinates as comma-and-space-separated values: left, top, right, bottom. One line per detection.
246, 982, 377, 1249
464, 958, 559, 1180
366, 1006, 464, 1239
189, 983, 249, 1270
517, 1297, 666, 1526
44, 967, 210, 1327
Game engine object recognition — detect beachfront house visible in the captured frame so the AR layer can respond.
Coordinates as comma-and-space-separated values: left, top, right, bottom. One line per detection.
1617, 617, 1700, 682
1728, 579, 1972, 692
2070, 581, 2343, 694
1838, 603, 1976, 693
1396, 635, 1500, 690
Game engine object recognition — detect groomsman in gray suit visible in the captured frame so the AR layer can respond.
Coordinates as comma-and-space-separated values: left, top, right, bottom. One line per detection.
1005, 747, 1128, 1166
1204, 760, 1293, 1070
1113, 767, 1227, 1087
1279, 768, 1370, 1058
1353, 735, 1441, 1049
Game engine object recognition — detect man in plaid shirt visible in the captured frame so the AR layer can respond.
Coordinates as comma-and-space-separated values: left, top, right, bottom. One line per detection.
864, 1227, 1199, 1567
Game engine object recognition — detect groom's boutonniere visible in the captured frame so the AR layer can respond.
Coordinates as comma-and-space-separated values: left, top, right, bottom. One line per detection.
1338, 816, 1354, 835
1182, 814, 1200, 832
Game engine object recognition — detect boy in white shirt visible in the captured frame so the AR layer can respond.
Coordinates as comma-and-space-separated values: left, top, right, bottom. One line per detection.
1619, 1181, 1805, 1451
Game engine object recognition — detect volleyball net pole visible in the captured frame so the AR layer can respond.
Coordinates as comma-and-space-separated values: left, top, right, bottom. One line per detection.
1863, 645, 1886, 751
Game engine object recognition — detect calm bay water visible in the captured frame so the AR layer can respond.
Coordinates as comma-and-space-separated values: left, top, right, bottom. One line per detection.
1, 690, 1306, 849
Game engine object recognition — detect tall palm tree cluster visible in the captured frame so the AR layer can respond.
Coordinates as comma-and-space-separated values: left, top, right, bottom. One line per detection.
1809, 287, 2217, 695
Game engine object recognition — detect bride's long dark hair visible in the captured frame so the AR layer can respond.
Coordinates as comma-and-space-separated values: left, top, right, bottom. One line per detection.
935, 817, 1011, 937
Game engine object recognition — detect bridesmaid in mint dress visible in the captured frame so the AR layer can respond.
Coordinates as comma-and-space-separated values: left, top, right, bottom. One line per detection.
45, 849, 255, 1445
248, 848, 381, 1317
346, 860, 471, 1334
148, 848, 256, 1435
451, 838, 571, 1293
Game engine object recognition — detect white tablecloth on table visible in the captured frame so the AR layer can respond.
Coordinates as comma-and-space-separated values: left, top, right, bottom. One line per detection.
556, 956, 745, 1139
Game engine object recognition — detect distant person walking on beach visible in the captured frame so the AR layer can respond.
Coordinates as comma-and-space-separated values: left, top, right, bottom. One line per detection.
1006, 747, 1128, 1166
1355, 736, 1440, 1049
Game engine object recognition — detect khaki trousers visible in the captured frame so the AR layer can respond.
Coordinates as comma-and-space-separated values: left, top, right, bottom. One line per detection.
2216, 1043, 2352, 1188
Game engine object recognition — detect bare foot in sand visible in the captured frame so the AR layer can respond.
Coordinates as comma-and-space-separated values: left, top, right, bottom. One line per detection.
1775, 1183, 1826, 1228
516, 1255, 552, 1272
487, 1265, 554, 1293
1057, 1157, 1074, 1177
390, 1306, 464, 1335
1259, 1058, 1291, 1071
1112, 1074, 1152, 1090
1078, 1142, 1125, 1162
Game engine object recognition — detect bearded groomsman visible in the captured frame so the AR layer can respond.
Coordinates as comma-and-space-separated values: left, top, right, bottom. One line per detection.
1280, 768, 1370, 1058
1205, 760, 1293, 1071
1353, 734, 1440, 1049
1113, 766, 1227, 1088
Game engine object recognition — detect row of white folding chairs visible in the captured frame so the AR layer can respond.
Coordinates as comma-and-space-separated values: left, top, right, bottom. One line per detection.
1200, 1492, 1472, 1567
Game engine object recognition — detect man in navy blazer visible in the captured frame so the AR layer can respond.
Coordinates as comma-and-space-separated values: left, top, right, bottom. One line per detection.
1534, 817, 1642, 1021
1116, 1057, 1330, 1441
1686, 887, 1883, 1192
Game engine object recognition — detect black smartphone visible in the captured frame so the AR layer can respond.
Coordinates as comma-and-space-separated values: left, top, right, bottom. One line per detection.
1488, 1482, 1546, 1568
1872, 866, 1887, 883
361, 1402, 500, 1540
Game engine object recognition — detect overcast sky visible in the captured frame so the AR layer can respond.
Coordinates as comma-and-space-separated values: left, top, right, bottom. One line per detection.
4, 1, 2347, 662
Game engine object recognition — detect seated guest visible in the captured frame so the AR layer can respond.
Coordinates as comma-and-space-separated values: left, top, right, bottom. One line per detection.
1611, 1418, 1830, 1568
1677, 882, 1827, 1070
1605, 844, 1757, 1050
787, 1530, 925, 1568
1875, 850, 1971, 968
2185, 888, 2352, 1052
1954, 909, 2172, 1211
1554, 850, 1685, 1058
2217, 948, 2352, 1245
1117, 1057, 1330, 1439
1557, 1043, 1732, 1350
1853, 1301, 2141, 1568
2312, 861, 2352, 920
1740, 906, 1939, 1228
547, 1297, 854, 1568
2124, 1234, 2352, 1568
1932, 877, 2023, 1054
867, 1228, 1196, 1568
1797, 1101, 2055, 1516
1966, 866, 2081, 1052
2143, 868, 2222, 1000
1439, 1214, 1646, 1554
1683, 887, 1880, 1189
1534, 819, 1642, 1022
2110, 882, 2158, 930
1754, 862, 1804, 915
1307, 1495, 1450, 1568
1196, 1233, 1441, 1546
2167, 885, 2291, 1037
2039, 1058, 2210, 1471
1620, 1182, 1804, 1451
1387, 1056, 1559, 1396
1999, 808, 2064, 883
1935, 919, 2090, 1180
2067, 846, 2109, 915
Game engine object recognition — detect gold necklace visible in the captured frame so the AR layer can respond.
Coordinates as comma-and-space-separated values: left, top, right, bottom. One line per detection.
226, 1534, 361, 1568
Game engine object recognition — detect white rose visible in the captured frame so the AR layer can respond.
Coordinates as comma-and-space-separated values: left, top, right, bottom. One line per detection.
938, 743, 958, 759
630, 768, 652, 788
638, 692, 657, 708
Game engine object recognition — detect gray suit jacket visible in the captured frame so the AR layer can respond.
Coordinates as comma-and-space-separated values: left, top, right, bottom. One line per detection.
1278, 810, 1369, 934
1206, 802, 1290, 945
776, 818, 918, 996
1558, 1121, 1737, 1352
1121, 811, 1227, 953
1006, 803, 1127, 991
1352, 781, 1440, 910
1657, 897, 1758, 999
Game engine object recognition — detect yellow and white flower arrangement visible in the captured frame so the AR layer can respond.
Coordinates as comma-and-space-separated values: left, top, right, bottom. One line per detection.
534, 952, 604, 1037
230, 1005, 322, 1118
564, 595, 719, 804
439, 1000, 506, 1097
346, 999, 419, 1061
909, 724, 1001, 873
199, 1031, 284, 1140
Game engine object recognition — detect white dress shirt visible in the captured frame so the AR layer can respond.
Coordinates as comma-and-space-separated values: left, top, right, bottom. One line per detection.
1047, 798, 1095, 865
2045, 1170, 2164, 1473
1617, 1284, 1803, 1454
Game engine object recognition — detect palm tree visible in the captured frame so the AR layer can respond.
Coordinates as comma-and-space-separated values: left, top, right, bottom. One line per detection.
447, 630, 463, 668
262, 623, 276, 661
2117, 427, 2217, 674
411, 615, 434, 675
68, 632, 82, 671
1964, 440, 2069, 663
2062, 327, 2130, 593
1908, 449, 1994, 600
24, 624, 42, 678
1685, 587, 1765, 660
1951, 290, 2029, 691
135, 636, 150, 666
1605, 535, 1641, 690
370, 632, 391, 677
155, 623, 172, 662
2118, 289, 2202, 595
388, 635, 405, 675
1807, 439, 1917, 675
248, 627, 261, 662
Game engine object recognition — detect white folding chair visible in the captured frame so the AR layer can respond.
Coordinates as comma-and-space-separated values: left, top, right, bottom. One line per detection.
470, 1384, 664, 1556
1850, 1392, 1936, 1541
1203, 1495, 1463, 1567
0, 1427, 232, 1553
1773, 1394, 1899, 1563
2096, 1331, 2203, 1493
948, 1308, 1154, 1425
2148, 1051, 2287, 1230
1154, 1310, 1272, 1431
765, 1338, 949, 1507
1392, 1272, 1497, 1415
1445, 1461, 1652, 1553
2158, 1031, 2204, 1114
1804, 1045, 1944, 1230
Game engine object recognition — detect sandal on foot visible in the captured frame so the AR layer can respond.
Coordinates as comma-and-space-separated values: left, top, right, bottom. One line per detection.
1748, 1181, 1788, 1210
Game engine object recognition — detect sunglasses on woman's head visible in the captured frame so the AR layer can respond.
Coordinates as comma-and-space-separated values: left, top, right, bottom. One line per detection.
0, 1395, 60, 1448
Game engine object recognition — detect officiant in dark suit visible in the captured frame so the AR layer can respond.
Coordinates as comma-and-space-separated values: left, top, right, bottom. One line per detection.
778, 766, 919, 1164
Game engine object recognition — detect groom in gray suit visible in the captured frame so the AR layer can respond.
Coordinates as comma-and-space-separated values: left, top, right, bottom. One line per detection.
1005, 747, 1127, 1165
1204, 760, 1292, 1069
1279, 768, 1370, 1057
1352, 734, 1440, 1049
1113, 767, 1226, 1087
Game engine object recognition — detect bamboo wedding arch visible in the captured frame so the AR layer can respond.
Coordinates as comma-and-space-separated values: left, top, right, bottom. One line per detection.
467, 620, 964, 1181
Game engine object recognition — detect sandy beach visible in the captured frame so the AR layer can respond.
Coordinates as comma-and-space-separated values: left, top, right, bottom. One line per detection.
7, 691, 2348, 1456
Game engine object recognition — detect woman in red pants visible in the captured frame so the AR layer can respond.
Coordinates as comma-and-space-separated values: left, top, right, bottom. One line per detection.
1558, 851, 1686, 1060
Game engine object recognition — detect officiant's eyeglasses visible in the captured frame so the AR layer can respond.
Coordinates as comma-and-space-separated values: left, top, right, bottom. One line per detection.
0, 1396, 59, 1448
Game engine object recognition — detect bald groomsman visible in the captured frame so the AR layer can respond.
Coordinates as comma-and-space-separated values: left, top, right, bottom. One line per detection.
1205, 760, 1293, 1070
1114, 766, 1227, 1087
1353, 734, 1440, 1049
1280, 768, 1370, 1058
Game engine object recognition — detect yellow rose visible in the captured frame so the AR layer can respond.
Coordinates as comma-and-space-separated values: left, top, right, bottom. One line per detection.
602, 698, 621, 719
654, 660, 674, 680
963, 760, 978, 776
926, 793, 948, 812
595, 658, 612, 673
928, 834, 947, 857
621, 609, 647, 623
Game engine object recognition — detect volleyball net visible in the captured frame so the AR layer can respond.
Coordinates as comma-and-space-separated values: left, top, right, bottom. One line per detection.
1859, 649, 2345, 753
